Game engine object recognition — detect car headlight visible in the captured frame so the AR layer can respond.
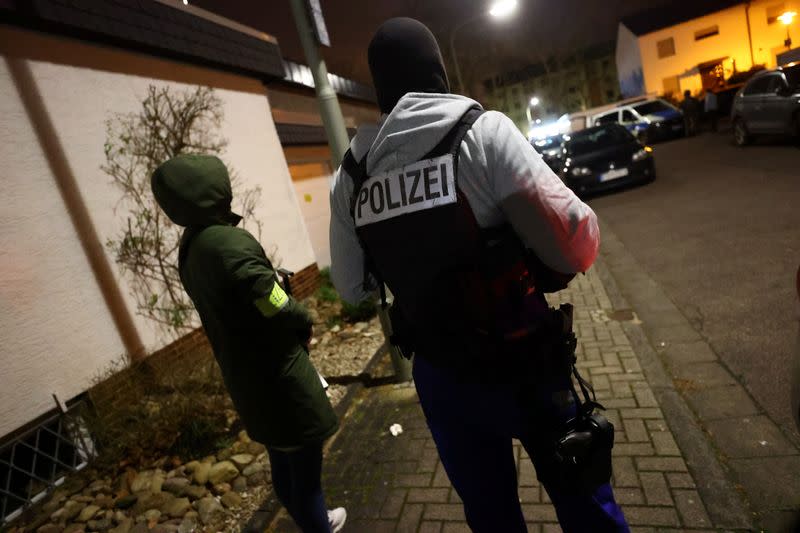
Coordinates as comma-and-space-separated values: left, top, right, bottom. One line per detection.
632, 147, 653, 162
570, 167, 592, 177
546, 148, 561, 157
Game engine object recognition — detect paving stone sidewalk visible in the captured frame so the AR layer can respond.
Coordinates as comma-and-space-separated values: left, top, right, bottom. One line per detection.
270, 270, 718, 532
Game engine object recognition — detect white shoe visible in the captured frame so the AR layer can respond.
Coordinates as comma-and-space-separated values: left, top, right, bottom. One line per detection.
328, 507, 347, 532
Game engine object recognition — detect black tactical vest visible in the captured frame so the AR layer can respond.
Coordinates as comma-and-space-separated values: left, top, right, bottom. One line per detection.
342, 106, 549, 370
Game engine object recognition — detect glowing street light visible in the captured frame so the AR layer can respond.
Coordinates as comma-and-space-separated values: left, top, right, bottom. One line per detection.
526, 96, 541, 125
779, 11, 797, 48
489, 0, 518, 18
450, 0, 519, 95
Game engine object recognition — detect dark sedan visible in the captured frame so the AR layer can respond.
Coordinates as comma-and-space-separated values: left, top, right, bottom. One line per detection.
532, 134, 565, 172
561, 124, 655, 195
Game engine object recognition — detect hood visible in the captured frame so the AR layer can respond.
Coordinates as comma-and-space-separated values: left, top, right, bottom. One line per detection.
368, 17, 450, 114
151, 154, 242, 227
351, 92, 480, 175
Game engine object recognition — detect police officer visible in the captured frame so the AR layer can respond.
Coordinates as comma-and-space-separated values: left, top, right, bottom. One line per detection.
330, 18, 629, 533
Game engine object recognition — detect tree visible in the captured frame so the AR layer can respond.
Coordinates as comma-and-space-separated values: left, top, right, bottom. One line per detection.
103, 85, 262, 340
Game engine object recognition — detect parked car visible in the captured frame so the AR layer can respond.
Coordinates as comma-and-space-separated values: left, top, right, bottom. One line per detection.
532, 134, 565, 172
731, 62, 800, 146
560, 124, 655, 196
592, 98, 685, 144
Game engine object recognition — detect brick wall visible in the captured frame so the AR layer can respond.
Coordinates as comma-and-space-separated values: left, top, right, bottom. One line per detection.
289, 263, 322, 300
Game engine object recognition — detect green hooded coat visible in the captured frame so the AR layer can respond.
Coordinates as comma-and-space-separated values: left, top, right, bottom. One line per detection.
151, 154, 338, 448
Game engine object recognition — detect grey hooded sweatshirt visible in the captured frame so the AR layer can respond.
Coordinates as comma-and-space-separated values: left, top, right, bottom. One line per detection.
330, 92, 600, 305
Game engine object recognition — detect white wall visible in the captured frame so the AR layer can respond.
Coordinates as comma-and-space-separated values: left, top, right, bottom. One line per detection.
293, 176, 334, 268
616, 23, 645, 97
0, 51, 316, 437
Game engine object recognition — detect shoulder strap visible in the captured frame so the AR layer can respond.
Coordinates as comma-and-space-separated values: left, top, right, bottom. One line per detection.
343, 149, 369, 219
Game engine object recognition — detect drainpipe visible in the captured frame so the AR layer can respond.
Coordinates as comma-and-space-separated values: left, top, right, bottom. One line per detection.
6, 57, 147, 362
288, 0, 350, 168
745, 2, 755, 69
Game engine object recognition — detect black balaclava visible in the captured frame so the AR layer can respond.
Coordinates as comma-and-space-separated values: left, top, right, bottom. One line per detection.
368, 17, 450, 114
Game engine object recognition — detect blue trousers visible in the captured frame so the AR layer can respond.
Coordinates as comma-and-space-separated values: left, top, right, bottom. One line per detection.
268, 444, 330, 533
413, 355, 630, 533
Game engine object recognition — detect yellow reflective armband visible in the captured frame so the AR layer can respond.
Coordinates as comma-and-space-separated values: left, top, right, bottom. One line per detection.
254, 282, 289, 318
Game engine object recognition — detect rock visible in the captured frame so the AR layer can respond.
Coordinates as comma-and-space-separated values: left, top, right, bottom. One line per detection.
219, 492, 241, 509
87, 518, 112, 531
150, 473, 165, 494
231, 476, 247, 494
150, 526, 178, 533
237, 430, 251, 443
196, 497, 223, 525
210, 483, 230, 496
43, 491, 69, 513
142, 509, 161, 524
94, 495, 114, 510
63, 524, 86, 533
242, 441, 266, 456
192, 463, 210, 486
63, 502, 88, 522
247, 471, 266, 487
330, 325, 341, 333
207, 461, 238, 485
74, 496, 95, 504
353, 321, 369, 332
161, 477, 189, 496
241, 462, 264, 477
177, 516, 197, 533
113, 495, 137, 510
37, 524, 63, 533
162, 497, 191, 518
183, 461, 199, 474
178, 485, 206, 501
75, 505, 100, 522
132, 492, 174, 516
229, 454, 254, 469
108, 519, 132, 533
88, 481, 111, 496
129, 471, 159, 494
128, 524, 149, 533
215, 448, 233, 462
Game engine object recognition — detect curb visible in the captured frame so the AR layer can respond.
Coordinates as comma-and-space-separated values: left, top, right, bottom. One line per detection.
594, 219, 756, 530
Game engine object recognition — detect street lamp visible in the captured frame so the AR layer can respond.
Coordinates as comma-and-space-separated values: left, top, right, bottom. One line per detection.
449, 0, 518, 95
526, 96, 540, 124
779, 10, 797, 49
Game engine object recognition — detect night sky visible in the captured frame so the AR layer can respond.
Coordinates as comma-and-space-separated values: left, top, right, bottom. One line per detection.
192, 0, 675, 95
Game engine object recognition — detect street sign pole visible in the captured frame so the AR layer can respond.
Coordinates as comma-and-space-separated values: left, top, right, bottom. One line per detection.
289, 0, 349, 167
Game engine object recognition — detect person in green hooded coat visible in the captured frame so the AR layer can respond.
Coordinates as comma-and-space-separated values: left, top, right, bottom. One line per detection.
151, 154, 346, 533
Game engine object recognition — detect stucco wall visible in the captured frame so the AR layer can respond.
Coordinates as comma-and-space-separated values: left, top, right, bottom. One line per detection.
293, 176, 335, 268
0, 28, 316, 438
636, 0, 800, 96
616, 23, 645, 98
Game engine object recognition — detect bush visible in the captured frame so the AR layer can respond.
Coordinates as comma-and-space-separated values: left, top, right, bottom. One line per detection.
341, 299, 378, 323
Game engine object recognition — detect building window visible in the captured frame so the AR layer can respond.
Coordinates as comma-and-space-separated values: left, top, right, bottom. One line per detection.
657, 37, 676, 59
767, 3, 786, 24
694, 25, 720, 40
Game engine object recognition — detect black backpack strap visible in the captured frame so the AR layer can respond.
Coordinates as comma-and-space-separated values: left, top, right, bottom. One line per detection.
423, 106, 485, 186
343, 148, 369, 218
342, 148, 385, 305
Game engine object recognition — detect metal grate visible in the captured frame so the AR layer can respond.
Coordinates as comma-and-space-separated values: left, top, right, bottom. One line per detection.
0, 402, 94, 525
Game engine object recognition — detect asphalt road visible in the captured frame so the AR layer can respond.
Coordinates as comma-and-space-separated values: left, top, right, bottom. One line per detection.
588, 130, 800, 445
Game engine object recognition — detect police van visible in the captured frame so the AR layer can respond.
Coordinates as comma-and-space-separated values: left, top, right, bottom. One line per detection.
590, 98, 685, 143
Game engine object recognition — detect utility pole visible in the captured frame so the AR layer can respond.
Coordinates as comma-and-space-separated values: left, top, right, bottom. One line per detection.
289, 0, 350, 167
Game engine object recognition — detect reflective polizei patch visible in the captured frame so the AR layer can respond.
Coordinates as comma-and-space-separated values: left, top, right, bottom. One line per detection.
354, 154, 457, 227
254, 281, 289, 317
